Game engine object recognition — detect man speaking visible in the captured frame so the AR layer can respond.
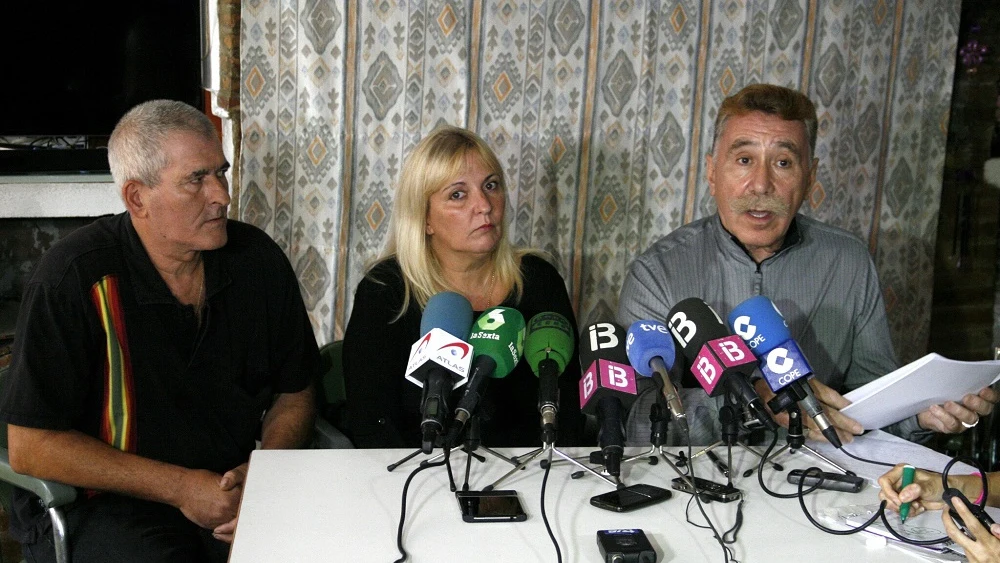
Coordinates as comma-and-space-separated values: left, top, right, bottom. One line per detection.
617, 83, 996, 446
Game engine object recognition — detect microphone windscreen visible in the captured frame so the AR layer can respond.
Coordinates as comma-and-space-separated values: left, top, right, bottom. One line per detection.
524, 312, 575, 377
625, 320, 676, 377
727, 295, 790, 357
420, 292, 473, 339
578, 322, 629, 368
468, 307, 526, 378
666, 298, 728, 361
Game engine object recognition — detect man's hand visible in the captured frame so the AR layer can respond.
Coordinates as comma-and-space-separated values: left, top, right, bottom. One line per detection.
752, 378, 863, 444
212, 463, 249, 543
941, 497, 1000, 563
174, 468, 242, 530
917, 386, 998, 434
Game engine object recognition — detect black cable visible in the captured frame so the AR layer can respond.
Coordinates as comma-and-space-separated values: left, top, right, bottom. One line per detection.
539, 452, 562, 563
838, 446, 896, 468
755, 432, 823, 499
392, 450, 451, 563
683, 429, 740, 562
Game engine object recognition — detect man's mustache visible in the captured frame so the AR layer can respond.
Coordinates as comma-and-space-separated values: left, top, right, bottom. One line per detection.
729, 195, 790, 216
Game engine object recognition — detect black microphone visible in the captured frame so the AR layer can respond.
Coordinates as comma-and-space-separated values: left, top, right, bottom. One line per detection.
579, 322, 639, 477
666, 298, 777, 432
404, 292, 474, 453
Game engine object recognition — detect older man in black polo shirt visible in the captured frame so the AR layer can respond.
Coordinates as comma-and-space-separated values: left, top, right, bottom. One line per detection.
0, 100, 317, 562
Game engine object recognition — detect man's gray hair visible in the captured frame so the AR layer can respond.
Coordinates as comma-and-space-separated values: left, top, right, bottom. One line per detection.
107, 99, 217, 188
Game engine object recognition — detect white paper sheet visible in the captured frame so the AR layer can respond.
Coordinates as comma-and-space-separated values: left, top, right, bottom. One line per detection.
806, 429, 978, 484
840, 353, 1000, 430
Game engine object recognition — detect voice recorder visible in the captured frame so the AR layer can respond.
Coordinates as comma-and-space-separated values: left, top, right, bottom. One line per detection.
670, 476, 741, 503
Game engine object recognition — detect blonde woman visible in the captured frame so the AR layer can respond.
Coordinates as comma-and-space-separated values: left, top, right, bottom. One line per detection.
343, 126, 583, 448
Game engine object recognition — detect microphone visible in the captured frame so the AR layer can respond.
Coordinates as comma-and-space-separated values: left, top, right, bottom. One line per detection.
404, 292, 474, 453
666, 298, 777, 432
727, 296, 843, 448
625, 320, 689, 437
578, 322, 638, 477
447, 307, 526, 445
523, 312, 575, 444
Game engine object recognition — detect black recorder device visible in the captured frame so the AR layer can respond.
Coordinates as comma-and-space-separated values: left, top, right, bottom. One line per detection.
597, 529, 657, 563
670, 476, 741, 502
787, 469, 865, 493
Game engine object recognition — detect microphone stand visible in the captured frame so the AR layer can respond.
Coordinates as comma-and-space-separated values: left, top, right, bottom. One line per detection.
484, 412, 618, 491
758, 405, 851, 475
621, 396, 695, 488
387, 415, 520, 478
690, 392, 774, 474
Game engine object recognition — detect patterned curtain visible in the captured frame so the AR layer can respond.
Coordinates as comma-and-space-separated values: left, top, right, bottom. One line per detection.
238, 0, 959, 366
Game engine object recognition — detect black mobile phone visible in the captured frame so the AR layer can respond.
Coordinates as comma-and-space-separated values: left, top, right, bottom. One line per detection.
590, 483, 672, 513
670, 476, 741, 502
456, 490, 527, 523
787, 469, 865, 493
942, 488, 997, 539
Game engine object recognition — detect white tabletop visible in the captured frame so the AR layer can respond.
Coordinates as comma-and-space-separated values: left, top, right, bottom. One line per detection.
229, 445, 932, 562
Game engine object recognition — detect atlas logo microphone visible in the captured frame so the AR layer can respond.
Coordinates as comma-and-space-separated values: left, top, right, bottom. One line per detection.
404, 292, 474, 454
579, 322, 638, 477
727, 295, 843, 448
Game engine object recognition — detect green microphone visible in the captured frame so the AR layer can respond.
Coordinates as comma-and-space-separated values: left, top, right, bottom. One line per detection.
524, 312, 575, 443
447, 307, 526, 444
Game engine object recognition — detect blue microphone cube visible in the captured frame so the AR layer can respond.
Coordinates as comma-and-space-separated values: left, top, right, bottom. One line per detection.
760, 340, 812, 393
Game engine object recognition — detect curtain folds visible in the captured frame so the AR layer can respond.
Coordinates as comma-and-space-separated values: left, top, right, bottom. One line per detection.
237, 1, 960, 365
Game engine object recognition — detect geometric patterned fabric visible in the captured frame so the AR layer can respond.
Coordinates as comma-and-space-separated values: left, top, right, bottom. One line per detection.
239, 1, 960, 365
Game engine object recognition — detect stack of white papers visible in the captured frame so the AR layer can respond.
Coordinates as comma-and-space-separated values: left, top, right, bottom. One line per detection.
840, 353, 1000, 430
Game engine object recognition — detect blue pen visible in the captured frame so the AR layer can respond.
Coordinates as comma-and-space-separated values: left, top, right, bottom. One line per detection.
899, 464, 916, 523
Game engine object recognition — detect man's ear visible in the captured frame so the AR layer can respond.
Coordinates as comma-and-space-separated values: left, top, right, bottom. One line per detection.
122, 179, 147, 217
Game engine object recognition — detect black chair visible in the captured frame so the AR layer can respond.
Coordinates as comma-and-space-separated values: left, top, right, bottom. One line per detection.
312, 340, 353, 449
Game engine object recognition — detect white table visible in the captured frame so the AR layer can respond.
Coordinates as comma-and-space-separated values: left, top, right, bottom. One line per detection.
229, 445, 929, 562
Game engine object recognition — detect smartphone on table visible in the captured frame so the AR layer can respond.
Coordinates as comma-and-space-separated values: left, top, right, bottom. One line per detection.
590, 483, 672, 512
456, 490, 527, 522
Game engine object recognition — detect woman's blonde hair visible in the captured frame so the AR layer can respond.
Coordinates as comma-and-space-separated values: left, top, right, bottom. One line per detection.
377, 125, 528, 315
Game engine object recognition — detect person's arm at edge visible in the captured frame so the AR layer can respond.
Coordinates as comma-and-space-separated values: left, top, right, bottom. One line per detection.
7, 424, 240, 530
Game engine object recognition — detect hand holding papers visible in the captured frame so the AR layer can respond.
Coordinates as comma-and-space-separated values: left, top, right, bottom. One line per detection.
840, 354, 1000, 431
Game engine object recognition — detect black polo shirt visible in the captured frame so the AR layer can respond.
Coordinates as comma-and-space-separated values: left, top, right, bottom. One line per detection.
1, 212, 317, 476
